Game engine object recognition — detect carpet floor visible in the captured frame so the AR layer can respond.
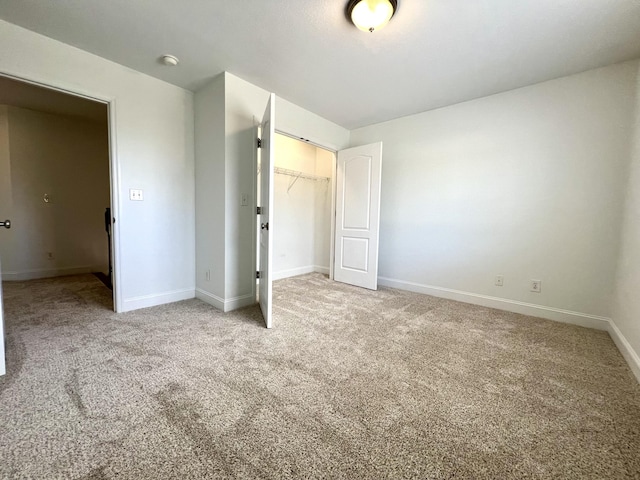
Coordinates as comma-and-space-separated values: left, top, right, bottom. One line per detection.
0, 273, 639, 479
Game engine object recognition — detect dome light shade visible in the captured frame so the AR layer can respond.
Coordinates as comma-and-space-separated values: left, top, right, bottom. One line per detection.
347, 0, 397, 33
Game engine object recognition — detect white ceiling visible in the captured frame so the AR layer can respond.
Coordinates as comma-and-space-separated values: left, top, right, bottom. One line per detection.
1, 0, 639, 129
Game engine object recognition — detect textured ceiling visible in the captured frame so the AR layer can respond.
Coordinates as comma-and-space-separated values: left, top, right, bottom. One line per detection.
1, 0, 639, 129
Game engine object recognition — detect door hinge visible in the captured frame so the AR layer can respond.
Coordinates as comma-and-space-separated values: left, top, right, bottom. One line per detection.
256, 206, 262, 215
256, 271, 261, 279
257, 138, 262, 148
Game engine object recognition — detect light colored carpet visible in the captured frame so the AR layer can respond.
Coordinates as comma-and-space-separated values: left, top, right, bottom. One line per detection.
0, 273, 639, 479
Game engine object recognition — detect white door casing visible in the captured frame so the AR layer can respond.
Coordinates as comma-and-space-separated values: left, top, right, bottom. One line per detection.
258, 94, 275, 328
334, 142, 382, 290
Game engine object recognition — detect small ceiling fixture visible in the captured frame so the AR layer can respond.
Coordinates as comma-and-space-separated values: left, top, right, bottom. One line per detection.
347, 0, 397, 33
160, 54, 179, 66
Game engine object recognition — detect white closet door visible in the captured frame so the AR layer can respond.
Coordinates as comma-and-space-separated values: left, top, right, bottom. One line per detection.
334, 142, 382, 290
258, 94, 275, 328
0, 253, 5, 375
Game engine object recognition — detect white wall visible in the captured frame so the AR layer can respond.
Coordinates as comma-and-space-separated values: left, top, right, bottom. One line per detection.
350, 61, 638, 327
194, 74, 226, 304
194, 72, 349, 311
224, 73, 267, 308
0, 19, 195, 312
611, 62, 640, 381
276, 97, 350, 152
0, 106, 13, 274
314, 147, 334, 269
272, 134, 332, 279
1, 106, 110, 280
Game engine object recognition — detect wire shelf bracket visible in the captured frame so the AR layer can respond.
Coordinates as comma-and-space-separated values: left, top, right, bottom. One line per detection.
274, 166, 330, 193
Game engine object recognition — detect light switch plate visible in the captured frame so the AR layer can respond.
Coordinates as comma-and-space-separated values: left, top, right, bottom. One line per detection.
129, 189, 144, 201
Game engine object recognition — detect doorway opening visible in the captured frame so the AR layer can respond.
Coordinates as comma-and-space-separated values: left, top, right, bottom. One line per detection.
271, 133, 336, 281
254, 94, 382, 329
0, 74, 115, 310
255, 129, 336, 329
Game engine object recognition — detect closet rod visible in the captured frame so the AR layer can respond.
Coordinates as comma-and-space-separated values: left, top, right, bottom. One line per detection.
274, 166, 330, 193
274, 166, 330, 182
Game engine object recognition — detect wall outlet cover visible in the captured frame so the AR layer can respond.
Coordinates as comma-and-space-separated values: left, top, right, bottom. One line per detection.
530, 280, 542, 292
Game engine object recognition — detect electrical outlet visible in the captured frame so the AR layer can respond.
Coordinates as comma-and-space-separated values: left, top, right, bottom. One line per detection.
495, 275, 504, 286
530, 280, 541, 293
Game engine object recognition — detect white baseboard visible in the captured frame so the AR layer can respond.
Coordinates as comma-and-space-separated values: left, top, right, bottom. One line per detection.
314, 265, 330, 275
2, 265, 106, 281
196, 288, 224, 310
273, 265, 329, 280
121, 288, 195, 312
273, 265, 315, 281
223, 293, 255, 312
377, 276, 610, 331
196, 288, 256, 312
608, 320, 640, 383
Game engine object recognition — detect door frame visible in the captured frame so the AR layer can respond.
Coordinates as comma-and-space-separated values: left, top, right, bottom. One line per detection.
274, 129, 338, 280
0, 71, 122, 312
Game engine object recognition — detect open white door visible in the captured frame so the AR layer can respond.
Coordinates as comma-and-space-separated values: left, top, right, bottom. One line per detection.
0, 241, 6, 376
334, 142, 382, 290
258, 94, 275, 328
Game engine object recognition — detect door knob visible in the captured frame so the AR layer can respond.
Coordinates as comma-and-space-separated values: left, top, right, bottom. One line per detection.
0, 219, 10, 229
261, 222, 269, 231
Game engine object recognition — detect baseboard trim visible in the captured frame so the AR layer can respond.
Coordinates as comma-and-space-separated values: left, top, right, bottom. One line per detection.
273, 265, 315, 281
223, 293, 256, 312
377, 276, 610, 331
608, 320, 640, 383
2, 265, 106, 281
196, 288, 225, 310
121, 288, 195, 312
272, 265, 329, 280
196, 289, 256, 312
314, 265, 330, 275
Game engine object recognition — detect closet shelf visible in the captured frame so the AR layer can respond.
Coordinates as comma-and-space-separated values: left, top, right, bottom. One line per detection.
274, 166, 330, 193
274, 167, 330, 182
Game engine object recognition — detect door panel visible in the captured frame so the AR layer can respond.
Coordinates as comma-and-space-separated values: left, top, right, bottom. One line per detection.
342, 237, 369, 271
343, 156, 372, 229
334, 142, 382, 290
258, 94, 275, 328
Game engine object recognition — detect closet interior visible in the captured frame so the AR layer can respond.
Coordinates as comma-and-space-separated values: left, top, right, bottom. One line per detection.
271, 133, 335, 280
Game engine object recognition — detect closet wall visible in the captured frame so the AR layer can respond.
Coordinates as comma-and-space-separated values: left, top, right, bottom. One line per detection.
273, 134, 333, 279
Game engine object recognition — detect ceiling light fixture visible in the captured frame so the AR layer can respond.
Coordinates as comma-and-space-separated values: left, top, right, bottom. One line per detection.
160, 54, 179, 66
347, 0, 397, 33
